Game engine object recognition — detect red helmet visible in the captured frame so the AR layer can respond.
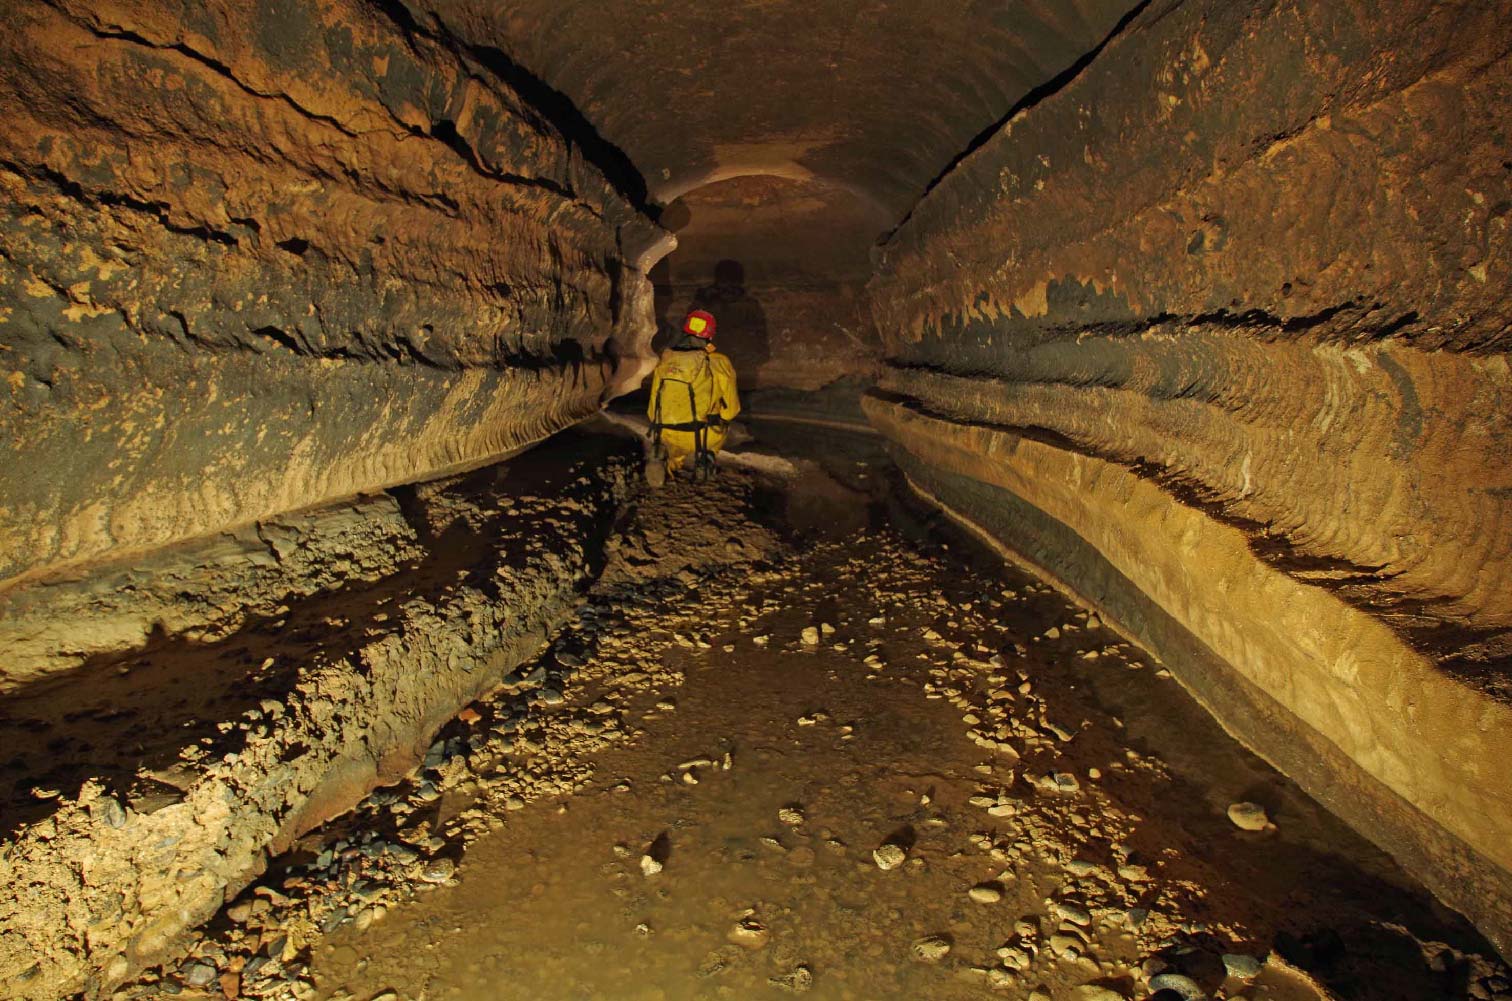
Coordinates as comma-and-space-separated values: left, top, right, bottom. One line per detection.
683, 309, 716, 340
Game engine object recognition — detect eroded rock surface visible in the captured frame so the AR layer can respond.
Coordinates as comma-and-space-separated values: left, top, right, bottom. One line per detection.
0, 493, 420, 690
0, 0, 661, 592
866, 0, 1512, 957
0, 431, 637, 999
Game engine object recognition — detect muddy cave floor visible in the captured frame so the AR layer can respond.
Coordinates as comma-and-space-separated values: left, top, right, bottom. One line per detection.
53, 427, 1512, 1000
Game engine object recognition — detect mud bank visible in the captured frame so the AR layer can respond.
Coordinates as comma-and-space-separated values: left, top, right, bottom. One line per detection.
0, 430, 638, 1000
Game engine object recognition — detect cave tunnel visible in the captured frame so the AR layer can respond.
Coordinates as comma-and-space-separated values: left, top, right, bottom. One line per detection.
2, 1, 1511, 999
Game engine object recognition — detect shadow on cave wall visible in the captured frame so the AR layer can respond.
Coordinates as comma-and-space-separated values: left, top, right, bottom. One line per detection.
651, 260, 770, 385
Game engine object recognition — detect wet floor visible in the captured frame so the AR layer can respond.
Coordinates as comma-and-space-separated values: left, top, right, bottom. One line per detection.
284, 428, 1501, 1001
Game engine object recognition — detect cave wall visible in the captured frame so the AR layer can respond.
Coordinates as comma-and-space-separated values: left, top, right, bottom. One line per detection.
866, 0, 1512, 954
0, 0, 662, 595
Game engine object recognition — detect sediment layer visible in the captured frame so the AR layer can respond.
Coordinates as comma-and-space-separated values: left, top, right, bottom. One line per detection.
0, 0, 661, 595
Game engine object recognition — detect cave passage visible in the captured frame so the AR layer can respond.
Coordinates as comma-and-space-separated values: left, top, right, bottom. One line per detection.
7, 423, 1506, 1001
2, 1, 1512, 1000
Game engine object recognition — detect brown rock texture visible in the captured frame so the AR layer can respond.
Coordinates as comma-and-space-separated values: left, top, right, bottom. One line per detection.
0, 492, 422, 691
0, 0, 662, 595
0, 431, 639, 1000
866, 0, 1512, 956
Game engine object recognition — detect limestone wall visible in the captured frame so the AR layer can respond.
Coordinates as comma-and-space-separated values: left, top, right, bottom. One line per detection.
866, 0, 1512, 955
0, 0, 662, 598
0, 433, 640, 999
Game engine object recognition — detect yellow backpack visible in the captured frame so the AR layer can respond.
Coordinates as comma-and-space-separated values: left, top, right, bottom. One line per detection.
651, 349, 714, 431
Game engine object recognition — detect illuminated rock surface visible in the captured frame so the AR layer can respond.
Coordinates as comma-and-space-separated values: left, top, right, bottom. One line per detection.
2, 0, 1511, 995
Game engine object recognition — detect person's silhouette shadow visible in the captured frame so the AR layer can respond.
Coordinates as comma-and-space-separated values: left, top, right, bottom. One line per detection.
689, 260, 769, 384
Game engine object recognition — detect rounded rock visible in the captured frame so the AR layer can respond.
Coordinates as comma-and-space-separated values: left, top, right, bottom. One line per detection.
728, 916, 771, 950
418, 857, 455, 883
1053, 901, 1092, 926
912, 934, 952, 962
1149, 972, 1206, 999
968, 882, 1004, 904
1072, 987, 1128, 1001
1222, 953, 1264, 979
1226, 802, 1270, 831
93, 796, 128, 829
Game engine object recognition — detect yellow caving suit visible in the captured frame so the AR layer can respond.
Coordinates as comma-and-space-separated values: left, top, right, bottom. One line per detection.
647, 344, 740, 472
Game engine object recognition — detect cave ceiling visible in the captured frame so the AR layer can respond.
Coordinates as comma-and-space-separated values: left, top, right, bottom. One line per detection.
416, 0, 1143, 257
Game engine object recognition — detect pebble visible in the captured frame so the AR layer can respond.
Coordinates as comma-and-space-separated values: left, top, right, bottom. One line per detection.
418, 858, 455, 884
999, 945, 1032, 970
93, 796, 128, 829
1149, 972, 1205, 999
1222, 953, 1264, 979
728, 914, 771, 949
777, 805, 805, 826
1033, 771, 1081, 794
984, 968, 1017, 990
968, 882, 1004, 904
1227, 801, 1270, 831
873, 843, 907, 871
769, 964, 814, 992
1053, 901, 1091, 926
912, 935, 952, 962
1048, 934, 1082, 958
801, 627, 820, 646
183, 962, 218, 988
640, 854, 663, 876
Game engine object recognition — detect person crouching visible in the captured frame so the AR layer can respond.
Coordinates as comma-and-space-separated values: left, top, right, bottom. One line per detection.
645, 309, 740, 486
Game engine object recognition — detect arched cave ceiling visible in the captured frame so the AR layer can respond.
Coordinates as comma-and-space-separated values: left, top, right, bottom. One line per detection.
660, 175, 889, 287
414, 0, 1144, 234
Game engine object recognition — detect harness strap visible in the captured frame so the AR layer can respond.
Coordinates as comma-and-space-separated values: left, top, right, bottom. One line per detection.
649, 355, 719, 477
